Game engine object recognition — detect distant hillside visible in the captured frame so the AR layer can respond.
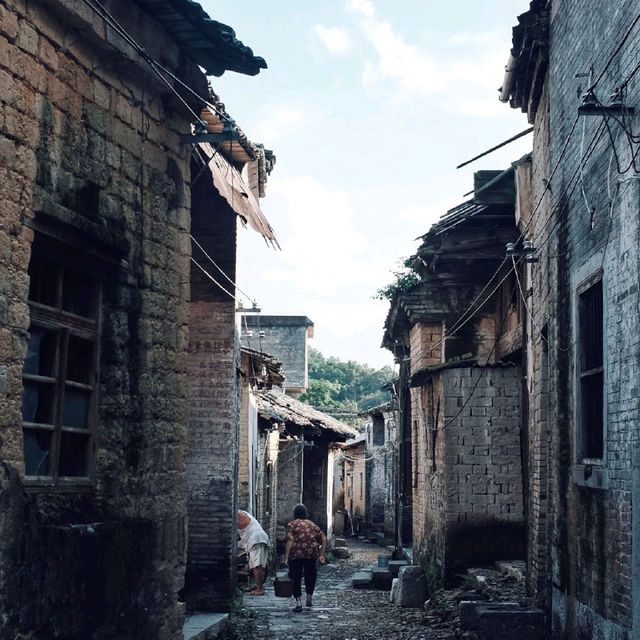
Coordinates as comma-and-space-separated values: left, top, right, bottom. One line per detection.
299, 348, 394, 426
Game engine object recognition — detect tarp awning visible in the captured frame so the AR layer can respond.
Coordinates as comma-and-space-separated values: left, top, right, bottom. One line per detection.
199, 143, 279, 248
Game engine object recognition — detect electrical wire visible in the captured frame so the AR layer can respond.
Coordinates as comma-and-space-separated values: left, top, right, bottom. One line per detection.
336, 438, 397, 464
190, 256, 236, 300
439, 270, 519, 431
190, 234, 258, 306
82, 0, 244, 131
81, 0, 210, 128
586, 9, 640, 93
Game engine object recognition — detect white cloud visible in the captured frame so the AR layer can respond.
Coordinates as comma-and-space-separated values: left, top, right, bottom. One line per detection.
251, 107, 309, 143
365, 20, 447, 95
347, 1, 446, 97
303, 299, 388, 340
448, 31, 499, 47
455, 97, 508, 119
257, 175, 389, 295
313, 25, 351, 55
347, 0, 375, 18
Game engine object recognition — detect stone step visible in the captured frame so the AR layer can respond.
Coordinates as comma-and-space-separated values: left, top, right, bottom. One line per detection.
183, 613, 228, 640
371, 566, 394, 589
352, 571, 373, 588
388, 560, 409, 575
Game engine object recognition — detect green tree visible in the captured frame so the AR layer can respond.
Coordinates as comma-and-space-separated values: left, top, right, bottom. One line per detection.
300, 348, 395, 424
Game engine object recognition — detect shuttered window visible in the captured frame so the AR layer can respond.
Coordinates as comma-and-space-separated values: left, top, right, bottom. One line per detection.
578, 278, 603, 461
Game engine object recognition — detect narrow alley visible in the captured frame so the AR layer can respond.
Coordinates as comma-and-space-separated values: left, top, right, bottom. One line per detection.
1, 1, 640, 639
238, 539, 526, 640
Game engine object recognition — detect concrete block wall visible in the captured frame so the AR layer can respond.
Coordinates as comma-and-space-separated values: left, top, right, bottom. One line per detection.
0, 1, 194, 637
412, 366, 525, 583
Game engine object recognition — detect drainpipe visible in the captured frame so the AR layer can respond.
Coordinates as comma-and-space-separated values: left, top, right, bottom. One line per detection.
499, 53, 518, 103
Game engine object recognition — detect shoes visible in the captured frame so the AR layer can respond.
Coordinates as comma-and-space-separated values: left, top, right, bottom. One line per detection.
306, 595, 313, 607
292, 597, 303, 613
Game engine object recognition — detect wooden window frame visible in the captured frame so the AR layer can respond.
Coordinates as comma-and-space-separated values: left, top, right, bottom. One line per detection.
577, 272, 604, 463
23, 260, 101, 491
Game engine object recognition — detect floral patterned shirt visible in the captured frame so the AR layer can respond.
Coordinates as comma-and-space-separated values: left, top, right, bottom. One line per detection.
286, 518, 324, 560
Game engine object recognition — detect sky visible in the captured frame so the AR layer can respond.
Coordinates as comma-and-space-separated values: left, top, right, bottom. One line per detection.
200, 0, 532, 368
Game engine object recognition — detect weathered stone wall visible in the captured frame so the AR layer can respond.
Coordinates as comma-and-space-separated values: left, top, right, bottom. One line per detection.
523, 1, 640, 637
0, 0, 196, 636
412, 366, 525, 583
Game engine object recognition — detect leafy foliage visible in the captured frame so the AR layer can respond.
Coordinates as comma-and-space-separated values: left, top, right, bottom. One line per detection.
374, 258, 421, 300
299, 348, 394, 424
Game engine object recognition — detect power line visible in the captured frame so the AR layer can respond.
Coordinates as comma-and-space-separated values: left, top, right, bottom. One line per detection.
586, 10, 640, 93
190, 256, 236, 300
190, 234, 258, 306
439, 269, 519, 431
81, 0, 232, 129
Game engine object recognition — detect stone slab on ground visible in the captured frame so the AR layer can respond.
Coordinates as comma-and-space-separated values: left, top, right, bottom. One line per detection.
395, 565, 427, 608
459, 601, 544, 639
183, 613, 228, 640
333, 546, 350, 559
334, 537, 347, 548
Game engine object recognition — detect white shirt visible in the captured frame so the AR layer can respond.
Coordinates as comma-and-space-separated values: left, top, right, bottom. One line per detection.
238, 511, 269, 551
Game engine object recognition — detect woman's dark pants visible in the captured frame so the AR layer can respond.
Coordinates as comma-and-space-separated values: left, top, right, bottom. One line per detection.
288, 559, 317, 597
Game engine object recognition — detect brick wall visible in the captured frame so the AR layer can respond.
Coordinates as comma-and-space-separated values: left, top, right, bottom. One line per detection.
277, 439, 303, 527
185, 297, 240, 611
522, 1, 640, 636
241, 317, 311, 393
412, 366, 525, 583
410, 322, 444, 374
0, 1, 196, 636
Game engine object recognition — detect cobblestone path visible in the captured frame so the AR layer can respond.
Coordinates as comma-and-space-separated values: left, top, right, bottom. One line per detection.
241, 540, 458, 640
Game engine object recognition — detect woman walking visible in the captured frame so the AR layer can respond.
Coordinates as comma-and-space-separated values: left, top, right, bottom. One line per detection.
283, 504, 327, 612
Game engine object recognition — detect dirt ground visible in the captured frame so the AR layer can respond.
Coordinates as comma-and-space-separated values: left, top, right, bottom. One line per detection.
232, 539, 526, 640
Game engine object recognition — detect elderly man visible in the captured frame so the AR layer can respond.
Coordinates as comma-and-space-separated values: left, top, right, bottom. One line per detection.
237, 510, 270, 596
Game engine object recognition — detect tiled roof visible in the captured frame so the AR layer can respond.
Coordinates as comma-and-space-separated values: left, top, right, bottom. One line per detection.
256, 391, 358, 441
137, 0, 267, 76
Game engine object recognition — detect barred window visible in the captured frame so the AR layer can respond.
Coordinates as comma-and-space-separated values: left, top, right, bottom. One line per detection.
22, 256, 100, 487
578, 277, 603, 461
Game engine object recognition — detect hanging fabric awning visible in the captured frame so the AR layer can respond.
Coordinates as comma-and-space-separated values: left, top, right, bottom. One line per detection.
198, 142, 280, 249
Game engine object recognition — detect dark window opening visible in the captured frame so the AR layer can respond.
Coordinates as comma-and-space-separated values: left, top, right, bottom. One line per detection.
22, 254, 100, 486
579, 279, 603, 460
372, 415, 385, 446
